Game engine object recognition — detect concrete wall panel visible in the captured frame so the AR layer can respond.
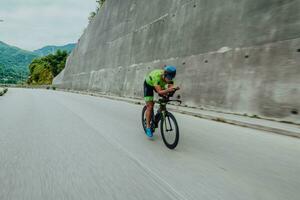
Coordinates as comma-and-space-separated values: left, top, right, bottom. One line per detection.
54, 0, 300, 123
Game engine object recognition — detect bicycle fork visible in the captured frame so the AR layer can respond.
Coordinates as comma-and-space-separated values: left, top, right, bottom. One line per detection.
162, 111, 173, 132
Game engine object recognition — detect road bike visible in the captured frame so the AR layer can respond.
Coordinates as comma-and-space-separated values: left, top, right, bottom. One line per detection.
141, 90, 181, 149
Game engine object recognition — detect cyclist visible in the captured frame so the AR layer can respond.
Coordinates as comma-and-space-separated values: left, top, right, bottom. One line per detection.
144, 65, 180, 138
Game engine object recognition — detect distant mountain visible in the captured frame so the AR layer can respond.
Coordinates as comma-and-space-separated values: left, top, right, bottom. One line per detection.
0, 41, 38, 84
34, 43, 76, 57
0, 42, 76, 84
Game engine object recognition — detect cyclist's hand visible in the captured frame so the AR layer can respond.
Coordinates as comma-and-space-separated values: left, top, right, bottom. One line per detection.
168, 86, 180, 92
167, 87, 176, 92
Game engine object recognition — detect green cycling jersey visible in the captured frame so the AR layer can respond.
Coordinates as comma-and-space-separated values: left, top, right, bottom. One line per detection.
145, 69, 167, 89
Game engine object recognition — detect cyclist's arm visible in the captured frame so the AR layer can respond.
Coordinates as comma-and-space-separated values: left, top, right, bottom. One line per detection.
167, 81, 180, 90
168, 82, 174, 89
154, 85, 175, 96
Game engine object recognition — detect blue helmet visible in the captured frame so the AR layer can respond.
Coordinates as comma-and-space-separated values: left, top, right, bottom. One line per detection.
164, 65, 176, 80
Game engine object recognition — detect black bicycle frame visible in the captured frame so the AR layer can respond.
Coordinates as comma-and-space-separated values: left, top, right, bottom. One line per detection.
155, 97, 181, 132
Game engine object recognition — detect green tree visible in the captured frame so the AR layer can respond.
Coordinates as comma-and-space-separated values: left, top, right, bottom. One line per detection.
97, 0, 106, 10
89, 11, 96, 22
27, 50, 68, 85
89, 0, 106, 22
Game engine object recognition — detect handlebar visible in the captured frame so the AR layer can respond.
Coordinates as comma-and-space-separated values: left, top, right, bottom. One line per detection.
156, 88, 182, 104
155, 98, 182, 104
168, 99, 182, 104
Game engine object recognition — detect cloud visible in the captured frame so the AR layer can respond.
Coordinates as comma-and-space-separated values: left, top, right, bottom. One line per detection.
0, 0, 96, 50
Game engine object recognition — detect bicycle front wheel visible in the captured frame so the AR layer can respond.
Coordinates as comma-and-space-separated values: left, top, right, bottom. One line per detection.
160, 112, 179, 149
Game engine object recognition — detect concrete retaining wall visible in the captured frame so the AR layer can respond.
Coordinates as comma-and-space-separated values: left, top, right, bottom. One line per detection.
54, 0, 300, 123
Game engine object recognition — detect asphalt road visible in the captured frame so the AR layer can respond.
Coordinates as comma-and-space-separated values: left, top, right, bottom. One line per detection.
0, 88, 299, 200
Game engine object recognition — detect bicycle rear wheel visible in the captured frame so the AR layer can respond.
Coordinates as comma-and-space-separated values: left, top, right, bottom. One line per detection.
160, 112, 179, 149
141, 106, 155, 132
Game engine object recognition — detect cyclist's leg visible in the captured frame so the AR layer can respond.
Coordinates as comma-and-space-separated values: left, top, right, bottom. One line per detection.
144, 81, 154, 128
146, 101, 154, 128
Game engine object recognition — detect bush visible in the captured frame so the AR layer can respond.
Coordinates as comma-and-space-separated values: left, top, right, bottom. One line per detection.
27, 50, 68, 85
0, 88, 7, 96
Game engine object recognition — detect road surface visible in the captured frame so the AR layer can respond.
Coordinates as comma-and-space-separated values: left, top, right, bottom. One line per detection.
0, 88, 299, 200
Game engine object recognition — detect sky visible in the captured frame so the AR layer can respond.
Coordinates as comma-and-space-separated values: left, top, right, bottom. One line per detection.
0, 0, 96, 51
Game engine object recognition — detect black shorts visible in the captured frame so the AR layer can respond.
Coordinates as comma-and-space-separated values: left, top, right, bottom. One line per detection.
144, 81, 156, 101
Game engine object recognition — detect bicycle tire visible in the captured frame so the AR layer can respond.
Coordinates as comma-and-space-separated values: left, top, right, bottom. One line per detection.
141, 106, 155, 132
160, 112, 179, 149
141, 106, 147, 132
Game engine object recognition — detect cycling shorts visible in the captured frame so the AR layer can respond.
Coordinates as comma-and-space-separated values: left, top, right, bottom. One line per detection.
144, 80, 156, 102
